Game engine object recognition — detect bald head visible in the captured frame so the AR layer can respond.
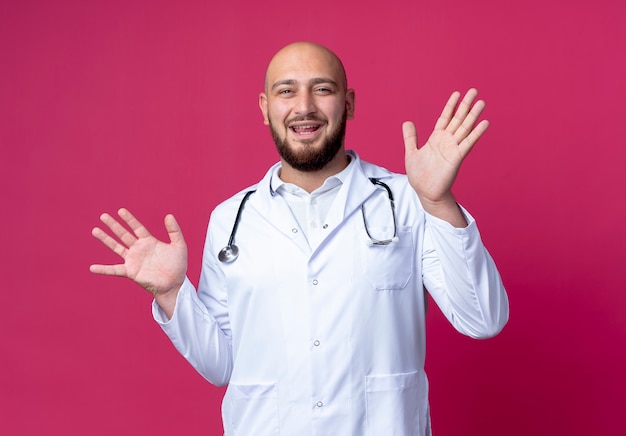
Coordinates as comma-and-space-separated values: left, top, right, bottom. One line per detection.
264, 42, 348, 93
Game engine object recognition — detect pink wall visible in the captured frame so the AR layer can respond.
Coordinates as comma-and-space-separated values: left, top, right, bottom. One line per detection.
2, 0, 624, 434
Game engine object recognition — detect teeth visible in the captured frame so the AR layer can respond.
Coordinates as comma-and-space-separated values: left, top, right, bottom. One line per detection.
293, 125, 319, 132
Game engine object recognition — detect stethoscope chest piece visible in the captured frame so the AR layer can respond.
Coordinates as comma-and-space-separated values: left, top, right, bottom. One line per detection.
218, 245, 239, 263
218, 189, 256, 263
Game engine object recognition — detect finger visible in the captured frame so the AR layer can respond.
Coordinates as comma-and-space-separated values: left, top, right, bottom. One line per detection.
434, 91, 462, 131
453, 98, 486, 144
459, 119, 490, 157
89, 263, 128, 277
91, 226, 129, 258
118, 208, 152, 239
402, 121, 418, 153
99, 212, 138, 247
446, 88, 478, 134
164, 214, 186, 246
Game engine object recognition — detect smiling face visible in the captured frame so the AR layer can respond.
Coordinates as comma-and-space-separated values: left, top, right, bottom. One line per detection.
259, 42, 355, 174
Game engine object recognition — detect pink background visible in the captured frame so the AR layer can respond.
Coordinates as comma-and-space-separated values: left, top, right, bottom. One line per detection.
2, 0, 625, 434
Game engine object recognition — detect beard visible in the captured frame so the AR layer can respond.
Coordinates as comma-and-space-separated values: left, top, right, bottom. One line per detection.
270, 110, 347, 172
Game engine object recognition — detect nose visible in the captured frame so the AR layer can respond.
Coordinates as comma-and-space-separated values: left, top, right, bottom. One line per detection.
294, 90, 316, 115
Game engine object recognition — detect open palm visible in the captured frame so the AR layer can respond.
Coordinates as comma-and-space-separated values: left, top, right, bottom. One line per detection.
404, 88, 489, 205
90, 208, 188, 298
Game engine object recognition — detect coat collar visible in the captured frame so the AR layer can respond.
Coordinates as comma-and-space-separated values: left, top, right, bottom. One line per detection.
246, 151, 394, 244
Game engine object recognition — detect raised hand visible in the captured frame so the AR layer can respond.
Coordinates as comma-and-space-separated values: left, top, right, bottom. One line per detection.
90, 208, 188, 311
403, 88, 489, 226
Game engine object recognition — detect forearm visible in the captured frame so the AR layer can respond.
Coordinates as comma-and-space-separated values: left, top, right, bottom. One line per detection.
422, 208, 509, 338
153, 278, 233, 386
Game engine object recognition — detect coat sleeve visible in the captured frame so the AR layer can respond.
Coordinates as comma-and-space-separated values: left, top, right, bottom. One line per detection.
421, 206, 509, 338
152, 220, 234, 387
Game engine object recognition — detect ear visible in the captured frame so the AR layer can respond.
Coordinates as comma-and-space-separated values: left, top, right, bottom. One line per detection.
345, 88, 355, 120
259, 93, 269, 125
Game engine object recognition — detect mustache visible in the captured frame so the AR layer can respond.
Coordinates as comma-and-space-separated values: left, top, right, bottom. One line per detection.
287, 115, 327, 124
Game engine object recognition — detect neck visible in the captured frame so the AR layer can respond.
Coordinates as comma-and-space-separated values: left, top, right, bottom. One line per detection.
279, 151, 349, 193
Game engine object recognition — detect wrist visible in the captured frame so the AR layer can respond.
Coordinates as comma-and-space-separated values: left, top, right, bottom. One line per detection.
154, 285, 181, 320
419, 194, 468, 228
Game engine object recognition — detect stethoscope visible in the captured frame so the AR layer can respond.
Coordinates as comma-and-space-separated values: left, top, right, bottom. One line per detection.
218, 177, 398, 263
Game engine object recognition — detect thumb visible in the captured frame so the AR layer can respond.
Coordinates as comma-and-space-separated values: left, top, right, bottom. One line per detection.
164, 214, 186, 246
402, 121, 418, 154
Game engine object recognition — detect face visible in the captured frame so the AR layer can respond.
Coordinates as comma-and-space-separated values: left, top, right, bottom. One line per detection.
259, 43, 355, 172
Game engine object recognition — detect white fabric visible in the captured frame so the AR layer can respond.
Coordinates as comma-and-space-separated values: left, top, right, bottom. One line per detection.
270, 155, 351, 248
153, 151, 509, 436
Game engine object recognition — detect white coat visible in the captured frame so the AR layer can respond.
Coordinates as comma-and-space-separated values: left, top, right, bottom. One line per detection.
153, 151, 509, 436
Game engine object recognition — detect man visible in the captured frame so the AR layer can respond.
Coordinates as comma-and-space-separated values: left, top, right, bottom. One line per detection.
91, 42, 509, 435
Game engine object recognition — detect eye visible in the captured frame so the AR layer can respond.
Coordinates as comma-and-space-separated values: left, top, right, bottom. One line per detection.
276, 88, 294, 96
315, 87, 333, 95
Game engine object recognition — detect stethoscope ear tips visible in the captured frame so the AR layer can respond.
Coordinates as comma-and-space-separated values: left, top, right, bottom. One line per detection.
365, 236, 399, 246
218, 245, 239, 263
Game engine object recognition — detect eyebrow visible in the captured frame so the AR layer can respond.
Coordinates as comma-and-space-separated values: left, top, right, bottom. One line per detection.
271, 77, 339, 90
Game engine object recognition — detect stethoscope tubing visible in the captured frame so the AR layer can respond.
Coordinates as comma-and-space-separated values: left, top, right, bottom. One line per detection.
218, 178, 397, 263
226, 189, 256, 248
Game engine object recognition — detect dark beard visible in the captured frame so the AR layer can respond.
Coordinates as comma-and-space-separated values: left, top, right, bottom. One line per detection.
270, 110, 347, 172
